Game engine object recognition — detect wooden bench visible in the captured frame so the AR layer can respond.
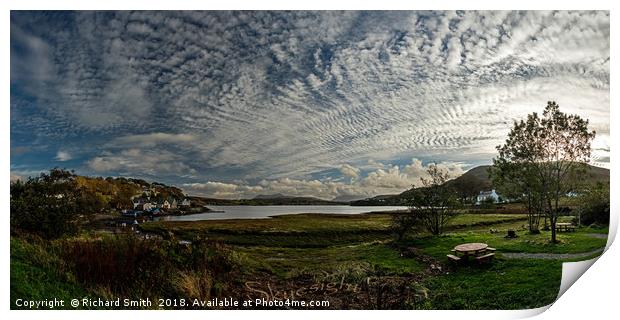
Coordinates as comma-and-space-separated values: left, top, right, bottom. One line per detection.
475, 253, 495, 264
486, 247, 496, 252
557, 225, 576, 232
447, 254, 461, 263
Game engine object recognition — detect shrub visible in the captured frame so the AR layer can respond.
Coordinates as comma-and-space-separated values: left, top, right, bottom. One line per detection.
10, 169, 92, 239
407, 165, 460, 236
577, 183, 610, 226
390, 212, 418, 241
58, 236, 238, 300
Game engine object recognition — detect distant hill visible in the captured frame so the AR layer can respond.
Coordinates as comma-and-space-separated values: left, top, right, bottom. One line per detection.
189, 195, 347, 206
351, 163, 609, 206
253, 193, 287, 200
11, 170, 188, 211
584, 165, 611, 184
332, 194, 369, 202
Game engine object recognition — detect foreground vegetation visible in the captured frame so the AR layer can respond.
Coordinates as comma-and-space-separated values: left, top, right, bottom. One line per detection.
11, 233, 240, 309
11, 208, 608, 309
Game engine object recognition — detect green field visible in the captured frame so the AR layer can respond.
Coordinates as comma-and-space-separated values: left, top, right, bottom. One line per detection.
11, 211, 608, 309
135, 212, 607, 309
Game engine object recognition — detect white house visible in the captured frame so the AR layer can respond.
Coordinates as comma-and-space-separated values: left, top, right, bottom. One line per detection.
160, 200, 170, 209
132, 199, 145, 209
180, 199, 191, 207
476, 189, 500, 205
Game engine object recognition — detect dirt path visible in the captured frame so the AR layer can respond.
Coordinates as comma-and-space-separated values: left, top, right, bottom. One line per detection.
501, 248, 604, 260
584, 233, 608, 239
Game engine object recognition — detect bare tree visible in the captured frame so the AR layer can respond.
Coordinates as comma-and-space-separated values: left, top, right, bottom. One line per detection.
408, 164, 459, 235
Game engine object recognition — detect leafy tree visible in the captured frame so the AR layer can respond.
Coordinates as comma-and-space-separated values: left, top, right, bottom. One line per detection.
494, 101, 595, 242
10, 168, 94, 239
576, 182, 610, 226
110, 183, 135, 209
408, 164, 459, 235
490, 161, 544, 233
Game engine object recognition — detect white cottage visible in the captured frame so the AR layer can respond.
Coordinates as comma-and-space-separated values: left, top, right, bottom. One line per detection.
476, 189, 500, 205
180, 199, 191, 207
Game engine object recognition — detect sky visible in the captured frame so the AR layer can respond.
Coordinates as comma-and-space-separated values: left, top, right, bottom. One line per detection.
10, 11, 610, 200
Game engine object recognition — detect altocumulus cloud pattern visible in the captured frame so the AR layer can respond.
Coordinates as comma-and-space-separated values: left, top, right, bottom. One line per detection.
10, 11, 609, 199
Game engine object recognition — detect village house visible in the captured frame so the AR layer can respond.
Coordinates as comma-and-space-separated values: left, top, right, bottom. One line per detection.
169, 198, 178, 209
158, 199, 178, 210
157, 200, 170, 209
476, 189, 500, 205
132, 199, 145, 209
137, 202, 154, 211
129, 196, 184, 213
180, 198, 191, 207
132, 198, 156, 211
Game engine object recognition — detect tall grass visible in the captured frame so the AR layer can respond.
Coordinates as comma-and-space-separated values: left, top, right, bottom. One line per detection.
57, 236, 238, 302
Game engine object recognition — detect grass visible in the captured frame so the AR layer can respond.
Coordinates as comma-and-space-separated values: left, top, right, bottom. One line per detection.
406, 228, 607, 260
10, 235, 240, 309
10, 237, 89, 309
138, 212, 606, 309
140, 213, 527, 248
447, 214, 527, 228
422, 258, 562, 309
12, 211, 609, 310
142, 213, 525, 235
237, 242, 426, 278
142, 213, 394, 234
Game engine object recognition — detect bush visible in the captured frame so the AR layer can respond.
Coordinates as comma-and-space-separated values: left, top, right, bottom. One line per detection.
577, 183, 610, 226
58, 236, 238, 300
407, 165, 460, 235
10, 169, 92, 239
390, 212, 418, 241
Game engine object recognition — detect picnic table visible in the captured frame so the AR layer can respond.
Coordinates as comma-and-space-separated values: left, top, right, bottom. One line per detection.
556, 223, 576, 232
447, 242, 496, 264
454, 243, 488, 255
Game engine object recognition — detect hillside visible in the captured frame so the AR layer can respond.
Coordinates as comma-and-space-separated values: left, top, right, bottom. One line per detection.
351, 164, 609, 206
73, 175, 185, 209
332, 194, 371, 202
253, 193, 287, 200
9, 169, 187, 212
189, 195, 347, 206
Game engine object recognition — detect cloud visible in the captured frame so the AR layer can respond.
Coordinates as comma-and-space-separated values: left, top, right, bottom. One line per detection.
340, 164, 360, 179
359, 158, 464, 191
10, 172, 23, 182
10, 11, 609, 198
183, 181, 266, 198
87, 148, 197, 176
110, 133, 197, 147
55, 150, 72, 161
183, 158, 465, 199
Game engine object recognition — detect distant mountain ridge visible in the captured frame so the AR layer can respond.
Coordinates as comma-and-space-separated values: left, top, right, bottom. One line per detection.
253, 193, 287, 200
351, 164, 609, 206
189, 195, 346, 206
332, 194, 370, 202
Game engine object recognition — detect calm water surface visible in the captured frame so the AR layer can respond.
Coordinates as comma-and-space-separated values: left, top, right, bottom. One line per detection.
157, 205, 409, 221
